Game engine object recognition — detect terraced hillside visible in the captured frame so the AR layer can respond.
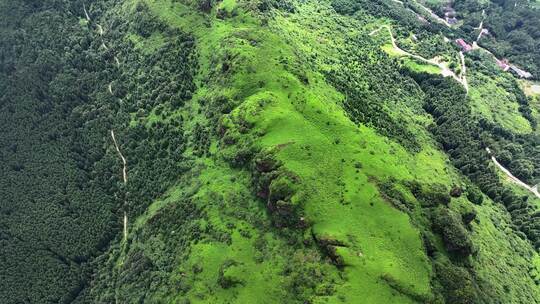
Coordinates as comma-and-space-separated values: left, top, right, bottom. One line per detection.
1, 0, 539, 303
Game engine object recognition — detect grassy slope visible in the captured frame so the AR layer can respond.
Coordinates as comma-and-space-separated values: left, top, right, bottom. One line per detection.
112, 2, 296, 304
143, 0, 434, 302
107, 0, 540, 302
403, 58, 443, 74
469, 193, 540, 302
118, 4, 302, 304
520, 80, 540, 133
270, 2, 540, 302
469, 72, 532, 134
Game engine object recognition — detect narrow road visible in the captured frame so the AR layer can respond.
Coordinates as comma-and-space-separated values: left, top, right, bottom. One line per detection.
459, 51, 469, 92
110, 130, 127, 184
111, 130, 129, 240
123, 212, 128, 241
475, 10, 486, 42
97, 24, 104, 36
371, 25, 467, 90
531, 84, 540, 95
486, 148, 540, 199
469, 9, 529, 78
414, 1, 451, 27
108, 83, 113, 95
369, 27, 383, 36
475, 28, 485, 42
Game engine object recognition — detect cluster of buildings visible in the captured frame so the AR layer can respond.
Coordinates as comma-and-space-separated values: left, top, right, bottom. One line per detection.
455, 39, 533, 79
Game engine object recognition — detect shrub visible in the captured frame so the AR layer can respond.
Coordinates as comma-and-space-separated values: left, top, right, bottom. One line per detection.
434, 258, 479, 304
450, 186, 463, 198
466, 187, 484, 205
461, 209, 477, 226
409, 182, 451, 207
217, 259, 243, 289
431, 207, 474, 257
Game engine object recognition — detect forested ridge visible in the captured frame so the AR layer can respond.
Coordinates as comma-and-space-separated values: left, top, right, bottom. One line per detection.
1, 0, 540, 303
0, 1, 121, 302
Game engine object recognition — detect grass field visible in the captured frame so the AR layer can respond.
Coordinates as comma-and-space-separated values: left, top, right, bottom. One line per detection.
520, 80, 540, 97
469, 72, 532, 134
403, 58, 442, 74
141, 0, 435, 301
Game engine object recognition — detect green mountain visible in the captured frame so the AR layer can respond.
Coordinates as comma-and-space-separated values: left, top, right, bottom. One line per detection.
1, 0, 539, 303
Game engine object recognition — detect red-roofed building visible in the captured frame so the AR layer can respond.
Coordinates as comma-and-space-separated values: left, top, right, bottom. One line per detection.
455, 39, 472, 52
496, 58, 510, 71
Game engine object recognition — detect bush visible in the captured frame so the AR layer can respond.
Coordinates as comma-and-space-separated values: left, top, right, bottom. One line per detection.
267, 174, 303, 228
431, 207, 474, 257
409, 182, 451, 207
450, 186, 463, 198
466, 187, 484, 205
434, 258, 479, 304
217, 259, 243, 289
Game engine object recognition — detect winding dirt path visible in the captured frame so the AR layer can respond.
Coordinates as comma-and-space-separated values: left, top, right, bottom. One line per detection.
111, 130, 128, 240
83, 3, 91, 21
83, 3, 129, 241
486, 148, 540, 199
369, 27, 383, 36
474, 10, 486, 42
110, 130, 127, 184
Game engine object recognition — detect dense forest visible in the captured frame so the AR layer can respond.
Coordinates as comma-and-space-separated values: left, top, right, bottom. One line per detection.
0, 1, 120, 302
1, 0, 540, 303
0, 0, 197, 302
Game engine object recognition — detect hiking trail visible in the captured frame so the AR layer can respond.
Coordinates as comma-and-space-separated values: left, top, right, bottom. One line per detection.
111, 130, 128, 240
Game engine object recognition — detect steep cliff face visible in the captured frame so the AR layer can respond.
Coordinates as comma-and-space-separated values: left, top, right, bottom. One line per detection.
1, 1, 539, 303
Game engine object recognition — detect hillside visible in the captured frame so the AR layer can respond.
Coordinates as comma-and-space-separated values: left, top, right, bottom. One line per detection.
0, 0, 539, 303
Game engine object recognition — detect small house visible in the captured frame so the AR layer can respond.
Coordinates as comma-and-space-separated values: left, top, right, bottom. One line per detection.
510, 65, 533, 79
447, 17, 458, 25
455, 39, 472, 52
444, 7, 458, 24
496, 58, 510, 71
